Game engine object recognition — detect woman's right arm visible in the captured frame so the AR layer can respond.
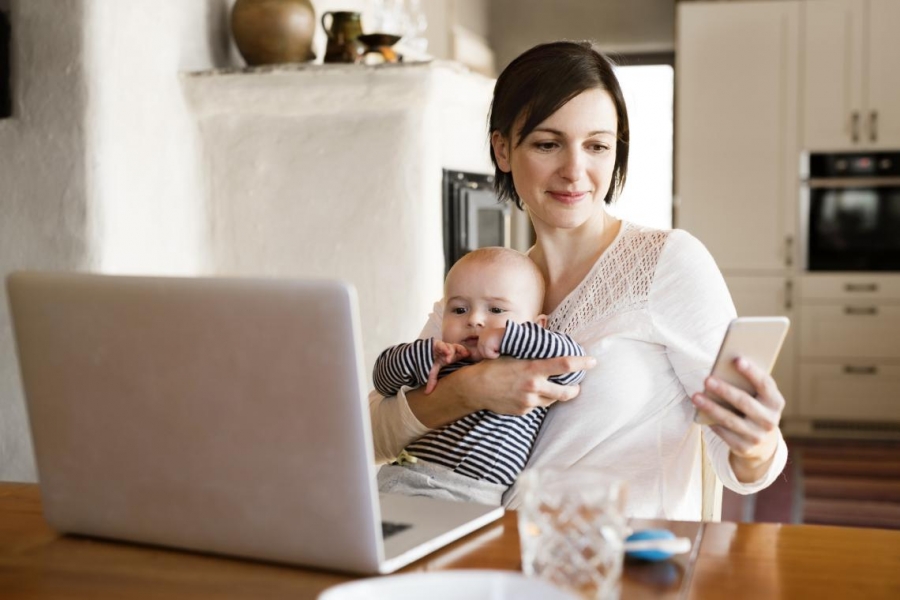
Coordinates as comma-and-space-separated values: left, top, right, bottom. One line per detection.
368, 302, 595, 462
369, 355, 593, 462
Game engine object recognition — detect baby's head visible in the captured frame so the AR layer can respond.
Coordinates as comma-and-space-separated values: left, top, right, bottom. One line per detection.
442, 247, 547, 352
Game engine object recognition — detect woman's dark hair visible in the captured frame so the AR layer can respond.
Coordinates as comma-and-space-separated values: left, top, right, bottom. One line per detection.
488, 41, 630, 208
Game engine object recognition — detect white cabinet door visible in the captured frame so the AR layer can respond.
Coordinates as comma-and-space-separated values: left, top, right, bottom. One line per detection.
800, 304, 900, 360
803, 0, 865, 150
724, 275, 797, 416
676, 2, 799, 271
799, 363, 900, 421
804, 0, 900, 150
867, 0, 900, 148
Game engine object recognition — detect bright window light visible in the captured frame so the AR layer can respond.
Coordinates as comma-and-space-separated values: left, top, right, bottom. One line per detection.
608, 64, 674, 230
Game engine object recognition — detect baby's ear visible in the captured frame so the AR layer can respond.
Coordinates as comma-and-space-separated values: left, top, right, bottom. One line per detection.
536, 314, 548, 328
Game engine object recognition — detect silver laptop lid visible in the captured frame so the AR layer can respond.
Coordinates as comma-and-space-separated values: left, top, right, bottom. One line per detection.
7, 272, 385, 573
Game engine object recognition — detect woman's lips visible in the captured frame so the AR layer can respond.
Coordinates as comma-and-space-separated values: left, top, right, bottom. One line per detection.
548, 191, 588, 204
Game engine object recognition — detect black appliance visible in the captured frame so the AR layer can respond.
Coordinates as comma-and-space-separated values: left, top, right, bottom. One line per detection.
803, 151, 900, 271
442, 169, 511, 274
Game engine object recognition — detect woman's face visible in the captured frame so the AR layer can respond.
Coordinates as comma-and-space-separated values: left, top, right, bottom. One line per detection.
492, 88, 618, 232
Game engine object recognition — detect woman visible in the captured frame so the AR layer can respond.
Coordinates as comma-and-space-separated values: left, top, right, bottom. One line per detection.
369, 41, 787, 520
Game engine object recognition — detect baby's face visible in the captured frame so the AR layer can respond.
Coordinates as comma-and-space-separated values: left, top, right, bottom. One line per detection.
441, 260, 544, 355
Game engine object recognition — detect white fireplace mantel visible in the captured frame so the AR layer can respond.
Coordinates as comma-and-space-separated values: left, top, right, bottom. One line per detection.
180, 61, 495, 382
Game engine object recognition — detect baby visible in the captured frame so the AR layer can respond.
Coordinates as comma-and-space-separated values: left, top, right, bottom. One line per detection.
373, 247, 585, 506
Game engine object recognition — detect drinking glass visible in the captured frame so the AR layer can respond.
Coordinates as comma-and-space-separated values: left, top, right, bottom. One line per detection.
517, 467, 628, 600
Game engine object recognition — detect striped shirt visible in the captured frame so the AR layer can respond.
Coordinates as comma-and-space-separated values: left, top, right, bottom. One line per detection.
372, 321, 586, 487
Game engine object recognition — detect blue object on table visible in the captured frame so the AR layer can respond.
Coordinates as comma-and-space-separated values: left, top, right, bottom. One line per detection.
625, 528, 677, 562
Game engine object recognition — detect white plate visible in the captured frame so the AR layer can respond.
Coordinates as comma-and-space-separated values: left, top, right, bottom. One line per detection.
317, 570, 579, 600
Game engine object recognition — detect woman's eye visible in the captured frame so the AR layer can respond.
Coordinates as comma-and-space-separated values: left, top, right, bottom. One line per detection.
534, 141, 558, 151
489, 307, 505, 314
588, 143, 610, 152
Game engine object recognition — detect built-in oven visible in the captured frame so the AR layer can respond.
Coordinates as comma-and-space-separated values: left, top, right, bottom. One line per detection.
442, 169, 511, 274
802, 151, 900, 271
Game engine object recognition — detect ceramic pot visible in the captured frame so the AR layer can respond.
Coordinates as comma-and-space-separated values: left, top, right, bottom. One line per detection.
231, 0, 316, 66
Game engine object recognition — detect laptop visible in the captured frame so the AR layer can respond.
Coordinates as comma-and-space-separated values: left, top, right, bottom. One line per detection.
6, 271, 503, 574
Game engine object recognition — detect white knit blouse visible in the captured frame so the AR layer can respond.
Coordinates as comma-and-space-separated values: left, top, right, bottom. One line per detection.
368, 222, 788, 520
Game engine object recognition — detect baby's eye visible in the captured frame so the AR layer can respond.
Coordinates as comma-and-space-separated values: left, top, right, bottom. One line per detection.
489, 307, 506, 314
451, 307, 467, 315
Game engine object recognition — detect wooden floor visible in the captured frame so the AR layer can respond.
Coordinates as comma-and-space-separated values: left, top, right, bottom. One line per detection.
722, 439, 900, 529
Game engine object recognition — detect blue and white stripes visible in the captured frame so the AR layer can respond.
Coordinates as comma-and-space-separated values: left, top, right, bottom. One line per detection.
373, 338, 435, 398
500, 321, 586, 386
373, 320, 586, 487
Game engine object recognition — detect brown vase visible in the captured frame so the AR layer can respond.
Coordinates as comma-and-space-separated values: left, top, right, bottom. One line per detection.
231, 0, 316, 66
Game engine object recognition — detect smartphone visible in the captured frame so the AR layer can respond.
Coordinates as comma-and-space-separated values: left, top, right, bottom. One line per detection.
694, 316, 791, 425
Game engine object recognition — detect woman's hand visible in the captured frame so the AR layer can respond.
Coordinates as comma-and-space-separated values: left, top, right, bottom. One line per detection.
406, 354, 597, 428
691, 357, 785, 483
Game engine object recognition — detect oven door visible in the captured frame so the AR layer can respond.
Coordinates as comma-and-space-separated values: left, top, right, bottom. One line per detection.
806, 179, 900, 271
443, 170, 510, 274
464, 188, 511, 253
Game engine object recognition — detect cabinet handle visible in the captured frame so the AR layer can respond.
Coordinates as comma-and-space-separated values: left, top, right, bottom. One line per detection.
870, 110, 878, 143
844, 283, 878, 292
844, 365, 878, 375
851, 111, 860, 143
785, 279, 793, 311
844, 306, 878, 316
784, 235, 793, 267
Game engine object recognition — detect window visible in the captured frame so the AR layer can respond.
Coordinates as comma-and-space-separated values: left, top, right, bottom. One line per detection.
607, 56, 674, 229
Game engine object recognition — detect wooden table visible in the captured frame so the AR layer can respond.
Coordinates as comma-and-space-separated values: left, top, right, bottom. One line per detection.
2, 483, 899, 599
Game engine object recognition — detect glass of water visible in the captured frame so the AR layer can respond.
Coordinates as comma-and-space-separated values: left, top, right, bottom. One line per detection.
518, 467, 628, 600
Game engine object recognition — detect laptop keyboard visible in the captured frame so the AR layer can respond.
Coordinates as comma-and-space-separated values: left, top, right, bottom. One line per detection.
382, 521, 412, 539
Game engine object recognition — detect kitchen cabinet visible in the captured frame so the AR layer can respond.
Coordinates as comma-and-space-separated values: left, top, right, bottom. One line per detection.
803, 0, 900, 150
677, 1, 900, 432
799, 364, 900, 421
798, 274, 900, 423
676, 1, 800, 271
724, 275, 797, 417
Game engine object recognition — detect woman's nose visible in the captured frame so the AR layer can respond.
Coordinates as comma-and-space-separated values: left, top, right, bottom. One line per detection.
558, 147, 585, 181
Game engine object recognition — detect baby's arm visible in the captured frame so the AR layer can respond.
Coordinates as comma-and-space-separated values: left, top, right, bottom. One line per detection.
373, 338, 470, 397
372, 339, 435, 397
482, 321, 587, 385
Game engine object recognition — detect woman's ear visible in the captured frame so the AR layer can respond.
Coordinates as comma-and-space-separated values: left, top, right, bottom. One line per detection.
490, 131, 512, 173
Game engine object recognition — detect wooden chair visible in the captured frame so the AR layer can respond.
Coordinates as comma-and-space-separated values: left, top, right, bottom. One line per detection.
701, 436, 723, 522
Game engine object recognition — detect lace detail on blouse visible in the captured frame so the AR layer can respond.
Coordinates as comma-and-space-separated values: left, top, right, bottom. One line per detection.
548, 222, 671, 336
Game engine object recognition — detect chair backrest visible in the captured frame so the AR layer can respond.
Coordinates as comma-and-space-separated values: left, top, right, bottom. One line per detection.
700, 436, 723, 522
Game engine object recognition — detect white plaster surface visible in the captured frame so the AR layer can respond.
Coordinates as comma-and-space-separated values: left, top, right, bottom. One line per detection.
183, 62, 494, 379
0, 0, 232, 482
0, 0, 93, 482
88, 0, 231, 274
0, 0, 493, 482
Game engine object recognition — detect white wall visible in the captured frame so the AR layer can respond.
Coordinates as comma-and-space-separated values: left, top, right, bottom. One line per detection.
88, 0, 232, 274
0, 0, 493, 482
0, 0, 93, 482
183, 63, 493, 380
0, 0, 231, 482
489, 0, 675, 68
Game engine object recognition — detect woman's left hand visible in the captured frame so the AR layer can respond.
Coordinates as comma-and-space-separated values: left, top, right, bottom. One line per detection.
691, 357, 785, 483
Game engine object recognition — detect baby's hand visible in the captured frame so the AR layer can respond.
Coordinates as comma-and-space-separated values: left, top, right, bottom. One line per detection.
477, 327, 507, 361
425, 340, 470, 394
